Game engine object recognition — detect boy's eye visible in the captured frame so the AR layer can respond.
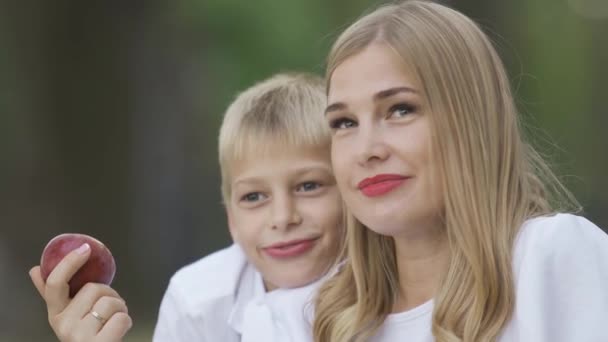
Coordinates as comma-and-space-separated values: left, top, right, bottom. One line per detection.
241, 192, 266, 202
297, 181, 322, 192
388, 103, 417, 118
329, 117, 357, 130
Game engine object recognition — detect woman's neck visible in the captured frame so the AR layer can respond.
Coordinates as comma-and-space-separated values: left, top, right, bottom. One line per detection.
392, 225, 449, 313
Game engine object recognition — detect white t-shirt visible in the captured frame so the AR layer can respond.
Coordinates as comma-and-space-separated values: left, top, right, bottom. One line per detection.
153, 213, 608, 341
371, 213, 608, 341
152, 243, 319, 342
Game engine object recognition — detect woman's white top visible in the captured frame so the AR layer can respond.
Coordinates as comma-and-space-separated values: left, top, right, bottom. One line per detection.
372, 213, 608, 342
153, 213, 608, 341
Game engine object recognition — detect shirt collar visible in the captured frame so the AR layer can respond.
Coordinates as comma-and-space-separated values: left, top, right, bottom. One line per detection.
227, 264, 266, 334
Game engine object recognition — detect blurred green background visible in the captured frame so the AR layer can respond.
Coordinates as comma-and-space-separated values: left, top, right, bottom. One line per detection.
1, 0, 606, 340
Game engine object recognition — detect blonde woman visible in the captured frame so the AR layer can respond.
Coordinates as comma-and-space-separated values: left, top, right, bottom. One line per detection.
314, 1, 608, 341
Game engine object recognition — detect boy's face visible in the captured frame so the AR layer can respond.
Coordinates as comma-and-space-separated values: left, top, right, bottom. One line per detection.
227, 144, 342, 290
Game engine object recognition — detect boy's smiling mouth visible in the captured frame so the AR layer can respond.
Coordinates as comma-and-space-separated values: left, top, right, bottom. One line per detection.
262, 237, 320, 259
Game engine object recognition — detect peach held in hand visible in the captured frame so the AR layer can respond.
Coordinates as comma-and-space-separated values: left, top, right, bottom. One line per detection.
40, 233, 116, 297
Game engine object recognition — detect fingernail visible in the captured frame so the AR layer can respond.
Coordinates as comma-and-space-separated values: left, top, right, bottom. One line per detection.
76, 243, 90, 254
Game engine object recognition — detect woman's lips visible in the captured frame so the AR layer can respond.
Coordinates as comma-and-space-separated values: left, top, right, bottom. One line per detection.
358, 174, 409, 197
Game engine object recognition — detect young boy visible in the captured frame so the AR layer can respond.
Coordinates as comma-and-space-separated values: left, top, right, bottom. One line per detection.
30, 73, 342, 342
153, 72, 342, 341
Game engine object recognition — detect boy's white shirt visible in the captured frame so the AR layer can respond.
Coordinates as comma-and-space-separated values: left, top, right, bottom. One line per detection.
153, 213, 608, 341
152, 243, 319, 342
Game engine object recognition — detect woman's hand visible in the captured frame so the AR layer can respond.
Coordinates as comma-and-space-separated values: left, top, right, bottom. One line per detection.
29, 243, 132, 342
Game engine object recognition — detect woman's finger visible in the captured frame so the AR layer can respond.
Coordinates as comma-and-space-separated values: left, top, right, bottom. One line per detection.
29, 266, 46, 298
44, 243, 91, 317
97, 312, 133, 342
61, 282, 122, 320
80, 295, 128, 334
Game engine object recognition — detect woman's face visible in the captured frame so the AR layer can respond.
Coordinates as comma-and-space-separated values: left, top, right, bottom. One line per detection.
326, 43, 443, 238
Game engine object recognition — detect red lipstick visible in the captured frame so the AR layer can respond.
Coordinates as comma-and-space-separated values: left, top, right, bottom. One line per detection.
357, 174, 408, 197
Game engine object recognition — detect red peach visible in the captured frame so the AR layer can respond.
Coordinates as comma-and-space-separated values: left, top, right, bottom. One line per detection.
40, 233, 116, 297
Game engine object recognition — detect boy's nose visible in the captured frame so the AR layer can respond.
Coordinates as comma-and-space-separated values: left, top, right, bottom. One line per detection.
270, 197, 302, 230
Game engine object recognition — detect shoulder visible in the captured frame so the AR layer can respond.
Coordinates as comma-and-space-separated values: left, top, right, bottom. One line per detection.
164, 243, 252, 315
513, 213, 607, 265
153, 244, 255, 341
511, 212, 608, 301
505, 216, 608, 341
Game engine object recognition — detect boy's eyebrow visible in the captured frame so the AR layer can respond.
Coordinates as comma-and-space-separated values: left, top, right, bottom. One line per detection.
325, 86, 417, 115
233, 165, 333, 186
294, 165, 333, 176
233, 177, 262, 187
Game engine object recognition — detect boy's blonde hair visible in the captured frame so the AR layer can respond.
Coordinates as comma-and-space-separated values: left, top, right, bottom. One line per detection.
218, 73, 329, 204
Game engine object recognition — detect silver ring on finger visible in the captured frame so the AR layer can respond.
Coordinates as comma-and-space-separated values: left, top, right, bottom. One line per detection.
90, 310, 108, 325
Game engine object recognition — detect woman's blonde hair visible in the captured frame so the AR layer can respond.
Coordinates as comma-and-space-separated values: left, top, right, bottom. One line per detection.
313, 1, 579, 341
218, 73, 329, 204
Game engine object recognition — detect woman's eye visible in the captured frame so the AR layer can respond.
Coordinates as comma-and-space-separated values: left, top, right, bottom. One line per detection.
329, 117, 357, 130
297, 182, 322, 192
389, 103, 417, 118
241, 192, 265, 202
